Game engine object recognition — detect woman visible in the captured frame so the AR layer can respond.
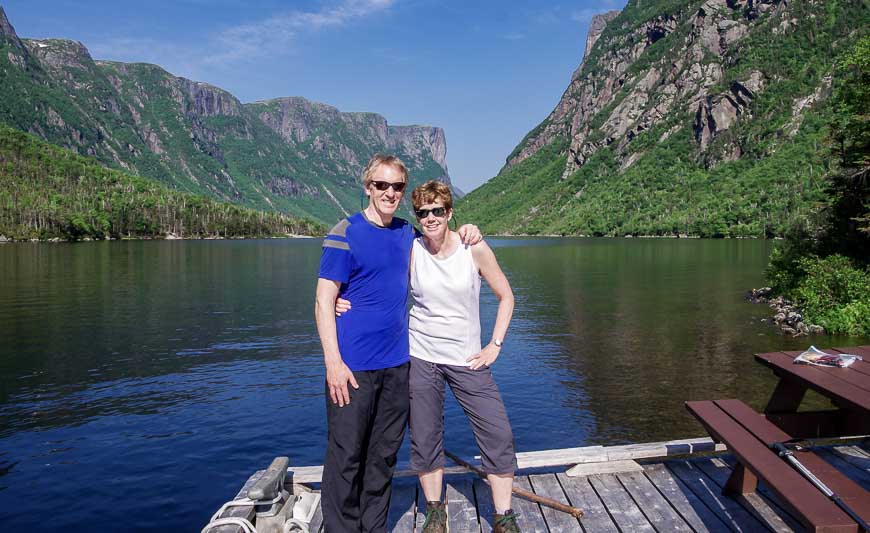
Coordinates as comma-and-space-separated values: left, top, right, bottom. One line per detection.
337, 180, 519, 533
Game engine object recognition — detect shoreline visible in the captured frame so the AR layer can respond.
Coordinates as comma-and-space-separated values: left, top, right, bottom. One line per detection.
0, 234, 319, 244
1, 233, 785, 244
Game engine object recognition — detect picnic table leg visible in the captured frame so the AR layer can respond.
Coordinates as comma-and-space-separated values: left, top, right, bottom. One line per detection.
724, 463, 758, 495
763, 379, 807, 414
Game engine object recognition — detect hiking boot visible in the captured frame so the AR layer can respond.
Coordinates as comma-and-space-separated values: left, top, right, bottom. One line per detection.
494, 509, 521, 533
421, 501, 446, 533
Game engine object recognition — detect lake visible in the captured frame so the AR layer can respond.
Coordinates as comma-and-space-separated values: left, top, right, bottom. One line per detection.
0, 238, 865, 531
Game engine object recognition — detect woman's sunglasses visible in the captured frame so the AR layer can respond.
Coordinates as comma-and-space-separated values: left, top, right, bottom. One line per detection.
370, 180, 407, 192
415, 207, 447, 219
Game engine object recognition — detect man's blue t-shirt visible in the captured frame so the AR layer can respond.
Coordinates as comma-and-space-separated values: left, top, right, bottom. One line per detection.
318, 211, 415, 371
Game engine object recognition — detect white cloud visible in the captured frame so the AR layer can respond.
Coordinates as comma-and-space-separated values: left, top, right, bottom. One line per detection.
86, 0, 397, 75
209, 0, 396, 63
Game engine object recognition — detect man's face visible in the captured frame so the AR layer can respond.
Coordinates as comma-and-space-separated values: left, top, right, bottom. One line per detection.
366, 164, 406, 217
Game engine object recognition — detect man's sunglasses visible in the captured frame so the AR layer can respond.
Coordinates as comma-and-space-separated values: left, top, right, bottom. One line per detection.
370, 180, 407, 192
415, 207, 447, 219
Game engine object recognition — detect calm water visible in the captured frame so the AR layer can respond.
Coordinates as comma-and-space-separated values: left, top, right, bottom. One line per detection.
0, 238, 866, 531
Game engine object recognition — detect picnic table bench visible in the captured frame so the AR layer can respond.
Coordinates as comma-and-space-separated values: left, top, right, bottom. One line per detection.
687, 345, 870, 533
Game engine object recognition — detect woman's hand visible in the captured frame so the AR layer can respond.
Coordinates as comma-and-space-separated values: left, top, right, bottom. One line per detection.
467, 342, 501, 370
335, 297, 352, 316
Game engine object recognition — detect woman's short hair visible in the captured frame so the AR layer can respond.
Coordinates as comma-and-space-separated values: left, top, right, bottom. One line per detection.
411, 180, 453, 211
361, 154, 408, 187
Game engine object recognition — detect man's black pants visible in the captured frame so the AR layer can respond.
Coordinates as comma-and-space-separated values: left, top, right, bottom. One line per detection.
322, 362, 409, 533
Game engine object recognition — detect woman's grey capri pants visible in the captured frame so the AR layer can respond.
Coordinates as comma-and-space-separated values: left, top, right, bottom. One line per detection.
409, 355, 517, 475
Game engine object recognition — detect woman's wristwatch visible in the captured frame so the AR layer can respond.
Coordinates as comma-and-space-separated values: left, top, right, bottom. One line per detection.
493, 338, 503, 348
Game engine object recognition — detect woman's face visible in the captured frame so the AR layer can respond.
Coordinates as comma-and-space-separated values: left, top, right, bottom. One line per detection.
414, 201, 452, 238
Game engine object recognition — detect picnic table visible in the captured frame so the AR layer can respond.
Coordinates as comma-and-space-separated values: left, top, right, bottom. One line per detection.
757, 345, 870, 439
686, 345, 870, 532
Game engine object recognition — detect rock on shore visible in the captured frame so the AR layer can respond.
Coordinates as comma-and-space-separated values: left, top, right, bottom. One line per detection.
747, 287, 826, 337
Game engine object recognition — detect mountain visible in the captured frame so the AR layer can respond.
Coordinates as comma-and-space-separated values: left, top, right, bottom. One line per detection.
0, 7, 452, 225
458, 0, 869, 237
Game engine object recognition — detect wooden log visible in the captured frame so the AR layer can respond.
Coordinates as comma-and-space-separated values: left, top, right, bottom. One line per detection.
445, 450, 584, 518
285, 437, 728, 483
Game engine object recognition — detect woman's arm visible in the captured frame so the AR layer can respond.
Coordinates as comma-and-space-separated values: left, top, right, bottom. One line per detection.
467, 241, 514, 369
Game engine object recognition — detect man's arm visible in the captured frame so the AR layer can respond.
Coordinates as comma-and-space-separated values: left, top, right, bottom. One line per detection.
315, 278, 358, 406
457, 223, 483, 245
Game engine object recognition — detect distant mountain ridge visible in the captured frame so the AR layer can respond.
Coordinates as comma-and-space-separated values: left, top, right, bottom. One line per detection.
0, 7, 452, 225
459, 0, 869, 237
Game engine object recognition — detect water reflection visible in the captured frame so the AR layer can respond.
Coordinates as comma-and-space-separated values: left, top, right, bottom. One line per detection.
0, 238, 866, 531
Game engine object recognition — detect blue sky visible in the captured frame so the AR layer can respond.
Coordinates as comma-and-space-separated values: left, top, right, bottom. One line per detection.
3, 0, 626, 192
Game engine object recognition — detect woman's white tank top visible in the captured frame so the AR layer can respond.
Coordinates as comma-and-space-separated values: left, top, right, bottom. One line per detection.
409, 236, 481, 366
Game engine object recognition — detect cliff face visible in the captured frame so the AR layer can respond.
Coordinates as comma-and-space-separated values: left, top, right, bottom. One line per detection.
460, 0, 868, 237
0, 7, 452, 224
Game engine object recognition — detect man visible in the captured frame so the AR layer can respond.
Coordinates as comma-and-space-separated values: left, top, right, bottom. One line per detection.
315, 154, 479, 532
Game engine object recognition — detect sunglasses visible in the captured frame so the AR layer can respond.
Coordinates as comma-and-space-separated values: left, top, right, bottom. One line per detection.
370, 180, 407, 193
415, 207, 448, 219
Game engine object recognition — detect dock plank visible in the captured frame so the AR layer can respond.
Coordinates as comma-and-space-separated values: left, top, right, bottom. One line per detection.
556, 473, 619, 533
528, 473, 581, 532
587, 472, 655, 532
388, 480, 418, 533
690, 457, 796, 532
667, 460, 769, 532
446, 477, 479, 533
617, 469, 693, 531
414, 490, 426, 533
830, 445, 870, 490
642, 463, 730, 533
512, 476, 549, 533
473, 478, 496, 533
716, 454, 809, 532
818, 447, 870, 490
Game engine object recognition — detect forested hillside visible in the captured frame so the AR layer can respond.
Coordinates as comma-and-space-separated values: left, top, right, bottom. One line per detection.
0, 7, 452, 225
0, 124, 323, 241
459, 0, 869, 237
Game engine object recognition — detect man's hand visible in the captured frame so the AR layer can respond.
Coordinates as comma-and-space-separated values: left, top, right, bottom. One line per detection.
466, 342, 501, 370
335, 297, 352, 316
457, 223, 483, 245
326, 359, 359, 407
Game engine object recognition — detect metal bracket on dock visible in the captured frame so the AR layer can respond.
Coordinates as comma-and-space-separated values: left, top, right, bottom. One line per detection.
248, 457, 291, 518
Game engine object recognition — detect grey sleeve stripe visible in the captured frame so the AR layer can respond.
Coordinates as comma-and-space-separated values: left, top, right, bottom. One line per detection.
323, 239, 350, 251
328, 218, 351, 238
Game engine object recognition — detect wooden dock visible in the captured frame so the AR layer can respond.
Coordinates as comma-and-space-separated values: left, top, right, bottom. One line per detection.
209, 439, 870, 532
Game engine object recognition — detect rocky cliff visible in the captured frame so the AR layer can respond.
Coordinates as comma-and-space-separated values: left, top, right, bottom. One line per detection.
0, 7, 452, 224
460, 0, 869, 237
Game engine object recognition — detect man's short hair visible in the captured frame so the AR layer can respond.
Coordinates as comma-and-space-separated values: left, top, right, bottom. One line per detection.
411, 180, 453, 211
362, 154, 409, 187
